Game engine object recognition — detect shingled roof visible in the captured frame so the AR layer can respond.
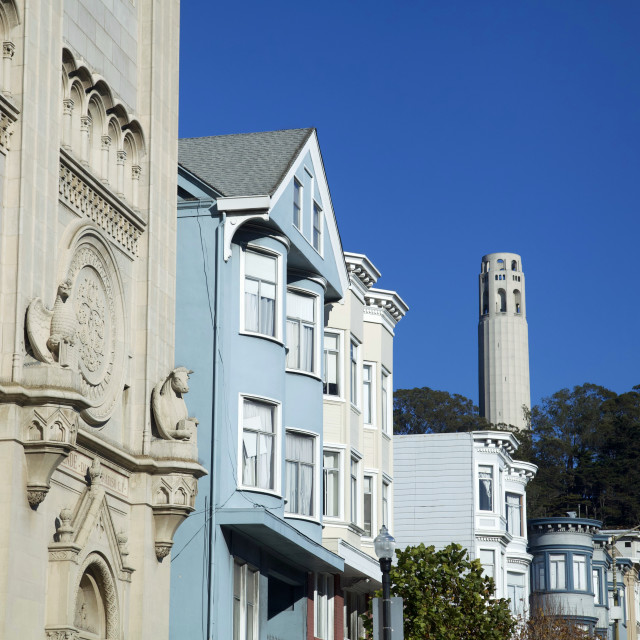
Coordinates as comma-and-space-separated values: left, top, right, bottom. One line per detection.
178, 128, 315, 197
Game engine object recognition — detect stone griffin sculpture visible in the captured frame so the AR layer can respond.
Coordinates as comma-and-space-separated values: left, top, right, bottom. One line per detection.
26, 279, 77, 366
151, 367, 198, 440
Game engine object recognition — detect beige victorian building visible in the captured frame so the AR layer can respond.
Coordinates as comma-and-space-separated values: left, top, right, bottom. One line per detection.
0, 1, 203, 639
321, 252, 407, 639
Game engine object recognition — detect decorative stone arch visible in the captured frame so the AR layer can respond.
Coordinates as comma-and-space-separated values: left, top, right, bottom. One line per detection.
0, 0, 19, 95
74, 552, 120, 640
87, 93, 107, 174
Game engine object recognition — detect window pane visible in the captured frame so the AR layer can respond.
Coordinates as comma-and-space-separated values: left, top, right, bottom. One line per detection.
479, 549, 495, 579
244, 279, 259, 332
478, 466, 493, 511
287, 291, 314, 322
382, 482, 389, 526
323, 452, 339, 517
246, 251, 276, 280
573, 555, 587, 591
286, 433, 315, 516
363, 476, 373, 537
363, 365, 372, 424
286, 320, 299, 369
323, 332, 340, 396
381, 373, 389, 432
550, 554, 566, 589
243, 400, 274, 432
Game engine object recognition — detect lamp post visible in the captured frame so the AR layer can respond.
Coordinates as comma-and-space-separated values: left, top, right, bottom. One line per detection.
374, 525, 396, 640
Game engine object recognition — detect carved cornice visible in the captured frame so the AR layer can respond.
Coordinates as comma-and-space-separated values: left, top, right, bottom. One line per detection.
365, 288, 409, 324
345, 252, 380, 290
59, 151, 145, 256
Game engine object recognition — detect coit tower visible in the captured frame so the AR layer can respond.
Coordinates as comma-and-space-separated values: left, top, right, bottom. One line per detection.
478, 252, 531, 430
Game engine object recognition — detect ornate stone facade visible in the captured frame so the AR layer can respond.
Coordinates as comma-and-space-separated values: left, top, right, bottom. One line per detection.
0, 2, 203, 639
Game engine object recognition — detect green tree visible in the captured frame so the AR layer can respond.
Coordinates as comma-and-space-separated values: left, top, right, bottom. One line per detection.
394, 387, 489, 435
363, 543, 516, 640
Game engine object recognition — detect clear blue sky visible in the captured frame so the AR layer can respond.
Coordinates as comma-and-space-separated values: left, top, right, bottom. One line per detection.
178, 1, 640, 408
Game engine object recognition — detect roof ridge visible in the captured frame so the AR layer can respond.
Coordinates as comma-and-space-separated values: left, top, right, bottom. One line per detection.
180, 127, 315, 142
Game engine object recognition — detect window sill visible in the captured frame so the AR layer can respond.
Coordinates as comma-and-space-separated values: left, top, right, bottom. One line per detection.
323, 395, 345, 403
350, 404, 361, 416
285, 513, 320, 524
285, 368, 322, 382
363, 424, 377, 431
237, 486, 282, 500
239, 330, 284, 347
381, 431, 391, 440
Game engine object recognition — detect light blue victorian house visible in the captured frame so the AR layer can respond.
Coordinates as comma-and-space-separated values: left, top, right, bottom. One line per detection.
169, 129, 348, 640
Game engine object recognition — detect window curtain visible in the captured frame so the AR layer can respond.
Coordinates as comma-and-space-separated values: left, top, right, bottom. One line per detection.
243, 400, 274, 489
286, 320, 299, 369
286, 433, 314, 516
478, 466, 493, 510
259, 283, 276, 337
244, 279, 259, 332
301, 325, 314, 371
506, 494, 521, 536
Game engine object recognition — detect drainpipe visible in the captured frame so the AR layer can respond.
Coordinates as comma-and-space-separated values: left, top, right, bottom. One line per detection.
206, 210, 224, 640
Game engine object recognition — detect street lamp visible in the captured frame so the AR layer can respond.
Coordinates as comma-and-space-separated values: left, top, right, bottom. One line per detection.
374, 525, 396, 640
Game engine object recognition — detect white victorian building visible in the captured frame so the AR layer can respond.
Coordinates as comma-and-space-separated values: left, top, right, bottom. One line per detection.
394, 430, 537, 616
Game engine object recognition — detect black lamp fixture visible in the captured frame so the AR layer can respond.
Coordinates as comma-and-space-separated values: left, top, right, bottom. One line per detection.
374, 525, 396, 640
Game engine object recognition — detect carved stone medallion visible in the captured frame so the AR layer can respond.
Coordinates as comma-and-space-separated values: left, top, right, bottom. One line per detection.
67, 243, 124, 425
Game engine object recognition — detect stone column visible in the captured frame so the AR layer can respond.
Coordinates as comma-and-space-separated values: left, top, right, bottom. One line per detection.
132, 165, 141, 208
116, 150, 126, 197
101, 135, 111, 184
80, 115, 92, 166
62, 99, 74, 151
2, 42, 15, 95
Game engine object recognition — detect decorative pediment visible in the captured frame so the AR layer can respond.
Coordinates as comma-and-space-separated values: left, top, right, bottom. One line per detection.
49, 458, 134, 580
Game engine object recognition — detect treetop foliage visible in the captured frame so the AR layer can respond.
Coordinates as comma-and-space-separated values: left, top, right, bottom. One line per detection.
363, 543, 516, 640
393, 383, 640, 528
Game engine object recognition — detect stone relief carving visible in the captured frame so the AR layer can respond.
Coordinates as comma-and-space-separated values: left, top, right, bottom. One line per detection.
151, 367, 198, 440
23, 241, 125, 425
26, 279, 77, 366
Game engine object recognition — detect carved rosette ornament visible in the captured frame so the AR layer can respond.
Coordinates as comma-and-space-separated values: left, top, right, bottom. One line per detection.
25, 240, 126, 425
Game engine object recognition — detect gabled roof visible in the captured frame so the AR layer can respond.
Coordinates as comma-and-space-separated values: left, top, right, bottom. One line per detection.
178, 128, 315, 197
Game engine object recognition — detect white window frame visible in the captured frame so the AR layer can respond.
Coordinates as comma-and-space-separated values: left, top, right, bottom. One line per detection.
593, 568, 602, 605
284, 428, 319, 520
322, 447, 343, 520
293, 178, 302, 231
323, 329, 344, 399
479, 548, 496, 583
349, 338, 361, 409
507, 571, 526, 617
314, 573, 334, 640
572, 554, 587, 592
477, 464, 495, 512
362, 362, 376, 427
350, 454, 360, 526
233, 559, 259, 640
549, 553, 567, 590
363, 472, 376, 539
381, 368, 392, 436
285, 288, 320, 377
312, 199, 323, 256
506, 492, 523, 537
238, 394, 281, 496
240, 246, 283, 343
382, 478, 391, 528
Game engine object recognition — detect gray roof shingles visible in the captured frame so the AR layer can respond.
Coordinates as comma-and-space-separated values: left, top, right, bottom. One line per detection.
178, 128, 315, 197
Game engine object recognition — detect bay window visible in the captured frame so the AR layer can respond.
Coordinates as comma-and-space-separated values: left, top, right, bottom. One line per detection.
572, 554, 587, 591
244, 249, 277, 338
285, 431, 315, 516
241, 398, 276, 491
286, 290, 316, 373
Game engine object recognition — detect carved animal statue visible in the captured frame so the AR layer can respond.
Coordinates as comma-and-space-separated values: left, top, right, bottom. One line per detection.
151, 367, 198, 440
26, 279, 77, 365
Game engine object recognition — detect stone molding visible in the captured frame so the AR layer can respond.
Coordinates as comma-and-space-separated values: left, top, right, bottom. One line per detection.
59, 152, 144, 256
0, 92, 18, 153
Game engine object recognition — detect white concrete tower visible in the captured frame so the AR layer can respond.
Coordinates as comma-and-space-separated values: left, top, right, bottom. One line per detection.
478, 252, 531, 430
